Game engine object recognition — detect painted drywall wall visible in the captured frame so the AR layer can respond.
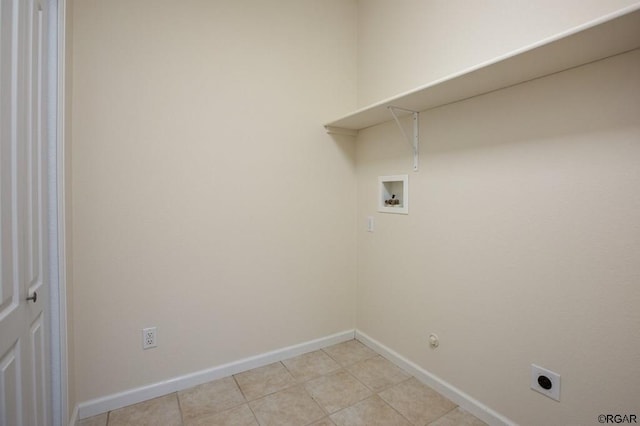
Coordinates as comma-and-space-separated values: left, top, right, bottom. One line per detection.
357, 0, 640, 107
355, 32, 640, 426
71, 0, 357, 401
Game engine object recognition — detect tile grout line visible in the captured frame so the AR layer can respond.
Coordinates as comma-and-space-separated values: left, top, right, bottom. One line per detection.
231, 373, 262, 425
302, 379, 332, 418
231, 373, 249, 402
426, 405, 460, 426
244, 400, 261, 426
374, 374, 413, 394
174, 391, 185, 426
178, 376, 257, 424
375, 393, 416, 426
275, 347, 381, 425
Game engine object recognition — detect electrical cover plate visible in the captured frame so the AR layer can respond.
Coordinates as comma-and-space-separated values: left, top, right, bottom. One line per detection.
531, 364, 560, 401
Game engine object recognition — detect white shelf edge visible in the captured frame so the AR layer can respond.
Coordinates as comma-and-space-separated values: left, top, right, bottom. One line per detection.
324, 126, 358, 137
325, 4, 640, 133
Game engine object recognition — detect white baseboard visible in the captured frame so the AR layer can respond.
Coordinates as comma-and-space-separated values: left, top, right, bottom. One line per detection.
76, 329, 355, 420
75, 328, 514, 425
355, 330, 516, 426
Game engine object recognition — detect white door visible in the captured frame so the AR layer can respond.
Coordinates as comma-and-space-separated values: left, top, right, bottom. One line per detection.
1, 0, 52, 425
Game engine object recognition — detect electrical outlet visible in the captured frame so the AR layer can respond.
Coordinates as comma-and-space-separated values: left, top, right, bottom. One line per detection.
142, 327, 157, 349
531, 364, 560, 401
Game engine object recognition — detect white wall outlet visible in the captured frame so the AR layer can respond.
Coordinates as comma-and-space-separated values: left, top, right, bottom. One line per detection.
531, 364, 560, 401
367, 216, 374, 232
142, 327, 157, 349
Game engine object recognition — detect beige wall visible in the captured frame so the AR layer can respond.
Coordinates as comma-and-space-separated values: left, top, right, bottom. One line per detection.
69, 1, 640, 424
357, 0, 640, 106
355, 3, 640, 425
71, 0, 357, 401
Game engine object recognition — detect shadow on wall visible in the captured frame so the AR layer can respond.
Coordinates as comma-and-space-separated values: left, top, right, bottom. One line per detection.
328, 132, 358, 170
421, 51, 639, 155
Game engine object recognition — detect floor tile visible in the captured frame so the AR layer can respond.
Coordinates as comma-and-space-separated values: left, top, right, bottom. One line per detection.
96, 339, 485, 426
428, 407, 487, 426
77, 413, 107, 426
249, 385, 325, 426
185, 403, 259, 426
282, 350, 341, 382
330, 395, 412, 426
234, 362, 297, 401
305, 370, 372, 414
323, 340, 378, 367
309, 418, 337, 426
379, 377, 457, 425
178, 376, 246, 421
107, 394, 182, 426
346, 356, 411, 392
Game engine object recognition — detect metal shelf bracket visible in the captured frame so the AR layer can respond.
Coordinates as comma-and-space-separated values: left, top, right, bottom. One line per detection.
388, 106, 419, 172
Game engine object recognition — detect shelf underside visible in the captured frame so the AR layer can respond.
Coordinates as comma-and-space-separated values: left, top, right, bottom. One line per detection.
325, 7, 640, 133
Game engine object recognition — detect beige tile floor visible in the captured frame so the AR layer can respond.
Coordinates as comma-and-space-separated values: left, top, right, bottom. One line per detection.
78, 340, 487, 426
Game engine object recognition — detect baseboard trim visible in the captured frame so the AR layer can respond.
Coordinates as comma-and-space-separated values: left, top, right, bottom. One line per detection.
75, 328, 514, 425
76, 329, 355, 420
355, 330, 516, 426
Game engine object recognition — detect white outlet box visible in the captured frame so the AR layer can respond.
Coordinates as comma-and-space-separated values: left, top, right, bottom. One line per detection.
142, 327, 157, 349
531, 364, 560, 401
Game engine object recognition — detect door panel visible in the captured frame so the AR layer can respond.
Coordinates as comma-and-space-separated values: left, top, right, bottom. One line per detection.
0, 342, 22, 426
27, 0, 44, 297
0, 0, 51, 424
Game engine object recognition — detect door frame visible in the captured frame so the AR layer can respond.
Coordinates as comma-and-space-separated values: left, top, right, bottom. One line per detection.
49, 0, 69, 424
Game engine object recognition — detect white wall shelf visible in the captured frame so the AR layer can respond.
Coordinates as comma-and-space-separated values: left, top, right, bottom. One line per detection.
324, 5, 640, 133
